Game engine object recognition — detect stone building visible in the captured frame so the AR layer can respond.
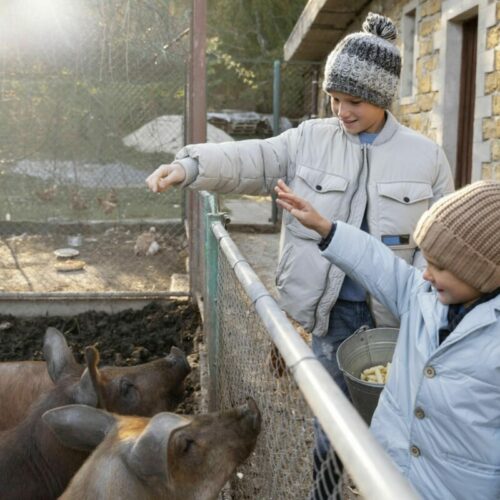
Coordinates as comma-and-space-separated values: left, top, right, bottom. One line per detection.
284, 0, 499, 187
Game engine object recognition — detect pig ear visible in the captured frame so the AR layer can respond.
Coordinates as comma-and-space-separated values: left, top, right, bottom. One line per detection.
73, 367, 99, 407
165, 346, 190, 372
168, 346, 184, 359
43, 404, 116, 452
43, 327, 79, 383
128, 413, 190, 478
84, 346, 107, 409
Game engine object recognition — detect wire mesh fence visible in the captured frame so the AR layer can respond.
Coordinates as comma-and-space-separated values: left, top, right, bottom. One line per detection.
215, 253, 343, 499
192, 191, 419, 500
0, 0, 190, 295
207, 59, 322, 134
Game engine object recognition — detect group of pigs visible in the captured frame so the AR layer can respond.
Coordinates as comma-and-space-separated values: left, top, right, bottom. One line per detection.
0, 327, 261, 499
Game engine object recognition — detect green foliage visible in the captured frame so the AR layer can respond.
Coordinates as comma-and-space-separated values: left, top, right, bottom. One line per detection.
207, 0, 305, 60
205, 0, 307, 113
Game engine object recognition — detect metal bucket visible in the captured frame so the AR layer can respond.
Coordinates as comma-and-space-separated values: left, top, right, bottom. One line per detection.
337, 327, 398, 425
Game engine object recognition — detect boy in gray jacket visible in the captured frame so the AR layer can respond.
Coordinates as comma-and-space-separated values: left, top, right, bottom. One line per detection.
276, 179, 500, 499
147, 12, 454, 497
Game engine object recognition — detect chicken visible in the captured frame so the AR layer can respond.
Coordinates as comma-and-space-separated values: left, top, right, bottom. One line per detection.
97, 197, 118, 214
106, 189, 118, 204
35, 185, 57, 202
70, 190, 89, 211
134, 227, 161, 256
97, 189, 118, 214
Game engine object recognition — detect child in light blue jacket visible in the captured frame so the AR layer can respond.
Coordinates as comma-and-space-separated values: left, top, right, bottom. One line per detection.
275, 179, 500, 499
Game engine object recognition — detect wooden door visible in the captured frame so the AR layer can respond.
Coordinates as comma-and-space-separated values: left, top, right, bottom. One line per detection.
455, 17, 477, 188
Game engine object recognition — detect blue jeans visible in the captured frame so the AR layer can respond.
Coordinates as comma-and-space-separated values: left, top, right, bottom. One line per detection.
310, 300, 374, 500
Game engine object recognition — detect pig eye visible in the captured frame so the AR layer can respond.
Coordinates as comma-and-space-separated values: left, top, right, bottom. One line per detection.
119, 379, 136, 399
182, 437, 195, 453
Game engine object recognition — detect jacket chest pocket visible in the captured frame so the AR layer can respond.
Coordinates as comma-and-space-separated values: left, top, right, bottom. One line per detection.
292, 165, 349, 221
376, 181, 433, 246
286, 165, 350, 240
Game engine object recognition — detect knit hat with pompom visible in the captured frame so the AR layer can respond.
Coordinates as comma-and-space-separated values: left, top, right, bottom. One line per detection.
323, 12, 401, 109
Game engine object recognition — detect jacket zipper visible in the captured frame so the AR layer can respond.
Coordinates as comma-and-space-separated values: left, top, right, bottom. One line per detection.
311, 144, 368, 332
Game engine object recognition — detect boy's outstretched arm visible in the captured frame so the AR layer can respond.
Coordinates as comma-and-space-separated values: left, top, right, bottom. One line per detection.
275, 180, 332, 238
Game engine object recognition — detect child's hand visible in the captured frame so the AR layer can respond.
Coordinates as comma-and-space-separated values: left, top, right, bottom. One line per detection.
275, 180, 332, 238
146, 163, 186, 193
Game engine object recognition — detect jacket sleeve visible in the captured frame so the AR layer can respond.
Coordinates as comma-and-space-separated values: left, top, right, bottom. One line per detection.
174, 127, 301, 195
412, 145, 455, 270
323, 221, 425, 318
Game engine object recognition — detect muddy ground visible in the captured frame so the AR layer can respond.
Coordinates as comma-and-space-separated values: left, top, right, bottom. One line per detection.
0, 300, 202, 414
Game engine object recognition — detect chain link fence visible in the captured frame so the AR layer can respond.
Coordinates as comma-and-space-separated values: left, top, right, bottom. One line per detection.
190, 191, 419, 500
207, 59, 322, 134
215, 254, 341, 499
0, 0, 191, 295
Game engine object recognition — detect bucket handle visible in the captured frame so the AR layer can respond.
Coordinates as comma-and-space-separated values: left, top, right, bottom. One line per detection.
352, 324, 370, 336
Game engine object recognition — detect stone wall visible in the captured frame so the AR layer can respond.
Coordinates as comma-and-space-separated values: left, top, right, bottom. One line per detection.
483, 4, 500, 180
318, 0, 499, 181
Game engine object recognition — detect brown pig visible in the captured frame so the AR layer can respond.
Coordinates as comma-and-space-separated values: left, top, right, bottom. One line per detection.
0, 327, 190, 499
43, 399, 262, 500
0, 327, 190, 430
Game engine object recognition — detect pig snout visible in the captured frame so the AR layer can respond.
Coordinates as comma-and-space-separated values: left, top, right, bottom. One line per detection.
236, 397, 261, 434
166, 346, 191, 376
240, 397, 262, 434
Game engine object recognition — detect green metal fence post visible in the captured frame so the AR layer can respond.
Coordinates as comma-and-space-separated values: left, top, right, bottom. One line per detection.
204, 199, 223, 411
272, 59, 281, 136
271, 59, 282, 224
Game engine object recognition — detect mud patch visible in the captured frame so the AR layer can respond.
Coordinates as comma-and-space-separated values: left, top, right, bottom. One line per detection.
0, 300, 202, 414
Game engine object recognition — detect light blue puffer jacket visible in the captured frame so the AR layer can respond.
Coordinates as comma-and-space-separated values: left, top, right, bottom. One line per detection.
322, 221, 500, 500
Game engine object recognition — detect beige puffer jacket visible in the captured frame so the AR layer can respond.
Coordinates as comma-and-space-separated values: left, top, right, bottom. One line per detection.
175, 113, 454, 336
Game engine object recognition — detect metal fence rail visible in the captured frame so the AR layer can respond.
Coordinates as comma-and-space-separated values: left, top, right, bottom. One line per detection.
195, 191, 419, 499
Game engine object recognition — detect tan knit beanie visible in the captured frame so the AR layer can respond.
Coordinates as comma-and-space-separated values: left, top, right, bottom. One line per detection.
414, 180, 500, 292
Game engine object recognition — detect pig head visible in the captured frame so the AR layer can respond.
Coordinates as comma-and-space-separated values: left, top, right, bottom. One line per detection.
0, 327, 190, 499
0, 327, 190, 430
44, 398, 262, 500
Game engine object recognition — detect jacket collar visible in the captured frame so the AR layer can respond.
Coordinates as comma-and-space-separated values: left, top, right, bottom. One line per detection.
339, 111, 400, 146
418, 291, 447, 348
451, 294, 500, 335
419, 292, 500, 350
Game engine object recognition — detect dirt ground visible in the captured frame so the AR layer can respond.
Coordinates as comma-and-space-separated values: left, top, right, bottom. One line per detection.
0, 300, 202, 414
0, 225, 188, 293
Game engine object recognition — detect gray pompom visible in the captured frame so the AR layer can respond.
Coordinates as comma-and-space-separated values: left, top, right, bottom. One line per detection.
362, 12, 397, 41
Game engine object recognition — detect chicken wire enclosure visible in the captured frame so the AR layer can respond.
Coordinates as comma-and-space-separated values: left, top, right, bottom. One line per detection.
214, 254, 344, 499
0, 0, 191, 295
279, 61, 323, 125
206, 59, 322, 135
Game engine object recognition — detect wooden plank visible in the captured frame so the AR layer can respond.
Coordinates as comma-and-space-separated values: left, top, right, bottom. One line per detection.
284, 0, 330, 61
284, 0, 370, 61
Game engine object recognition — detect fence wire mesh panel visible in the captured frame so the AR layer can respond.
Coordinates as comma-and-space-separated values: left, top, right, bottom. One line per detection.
207, 59, 322, 136
280, 61, 322, 125
0, 0, 190, 295
214, 252, 343, 499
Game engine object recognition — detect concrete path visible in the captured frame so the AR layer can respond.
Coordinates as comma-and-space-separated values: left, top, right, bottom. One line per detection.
222, 195, 280, 297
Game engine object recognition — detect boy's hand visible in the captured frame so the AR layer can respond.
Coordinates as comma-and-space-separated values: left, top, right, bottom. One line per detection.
275, 179, 332, 238
146, 163, 186, 193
